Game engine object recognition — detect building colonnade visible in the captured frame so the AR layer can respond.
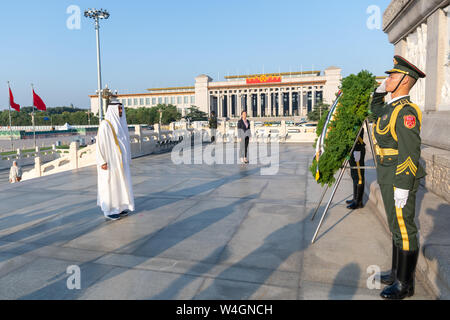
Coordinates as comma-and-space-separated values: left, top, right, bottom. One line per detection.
208, 86, 323, 118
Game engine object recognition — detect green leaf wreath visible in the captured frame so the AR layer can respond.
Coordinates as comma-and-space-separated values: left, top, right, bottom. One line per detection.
310, 70, 377, 186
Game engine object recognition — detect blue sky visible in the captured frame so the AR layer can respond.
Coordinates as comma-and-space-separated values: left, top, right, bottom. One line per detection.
0, 0, 392, 110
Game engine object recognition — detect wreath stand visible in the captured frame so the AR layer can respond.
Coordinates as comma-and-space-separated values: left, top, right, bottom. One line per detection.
310, 118, 378, 244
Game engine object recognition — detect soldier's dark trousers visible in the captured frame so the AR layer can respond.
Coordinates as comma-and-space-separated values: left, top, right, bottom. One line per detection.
379, 178, 420, 251
349, 148, 365, 204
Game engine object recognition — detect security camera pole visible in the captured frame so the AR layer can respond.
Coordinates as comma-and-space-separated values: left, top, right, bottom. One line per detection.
84, 8, 110, 121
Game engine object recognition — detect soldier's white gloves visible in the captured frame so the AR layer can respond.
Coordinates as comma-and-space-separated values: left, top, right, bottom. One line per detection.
353, 151, 361, 162
376, 79, 387, 93
394, 188, 409, 209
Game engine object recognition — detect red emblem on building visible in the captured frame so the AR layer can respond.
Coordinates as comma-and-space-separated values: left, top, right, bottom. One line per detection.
246, 75, 282, 84
404, 115, 416, 129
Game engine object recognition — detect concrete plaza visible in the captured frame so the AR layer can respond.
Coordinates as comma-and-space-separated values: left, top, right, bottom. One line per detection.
0, 144, 433, 299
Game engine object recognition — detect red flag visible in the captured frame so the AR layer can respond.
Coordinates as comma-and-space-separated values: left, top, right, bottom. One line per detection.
33, 89, 46, 111
9, 87, 20, 111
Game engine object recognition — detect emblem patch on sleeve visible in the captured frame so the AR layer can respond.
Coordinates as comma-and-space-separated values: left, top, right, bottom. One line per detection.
404, 115, 416, 129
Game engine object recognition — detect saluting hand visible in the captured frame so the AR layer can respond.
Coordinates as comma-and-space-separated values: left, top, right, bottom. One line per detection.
376, 78, 387, 93
101, 163, 108, 170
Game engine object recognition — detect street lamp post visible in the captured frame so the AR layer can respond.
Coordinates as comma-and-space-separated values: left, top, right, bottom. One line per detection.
84, 8, 110, 121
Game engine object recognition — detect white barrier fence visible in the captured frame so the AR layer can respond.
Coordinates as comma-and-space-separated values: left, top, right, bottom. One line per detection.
0, 147, 66, 170
21, 127, 191, 181
15, 120, 316, 182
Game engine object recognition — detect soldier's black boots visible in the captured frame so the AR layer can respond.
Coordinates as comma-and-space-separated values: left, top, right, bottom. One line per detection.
380, 241, 399, 285
346, 184, 364, 209
380, 248, 419, 300
346, 183, 358, 204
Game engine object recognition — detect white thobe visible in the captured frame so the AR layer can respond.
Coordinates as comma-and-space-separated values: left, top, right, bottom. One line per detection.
96, 105, 135, 216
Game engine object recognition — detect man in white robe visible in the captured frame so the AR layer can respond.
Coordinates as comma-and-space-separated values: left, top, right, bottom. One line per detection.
96, 99, 135, 220
9, 161, 22, 183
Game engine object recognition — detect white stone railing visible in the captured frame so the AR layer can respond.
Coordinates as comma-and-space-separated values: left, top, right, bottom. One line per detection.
0, 147, 63, 170
214, 119, 317, 143
19, 121, 316, 181
20, 125, 189, 181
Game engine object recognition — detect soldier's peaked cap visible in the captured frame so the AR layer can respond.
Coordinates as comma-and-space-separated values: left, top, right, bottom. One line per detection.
385, 55, 426, 80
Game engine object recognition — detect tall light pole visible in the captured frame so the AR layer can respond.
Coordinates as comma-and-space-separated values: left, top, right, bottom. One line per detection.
84, 8, 110, 121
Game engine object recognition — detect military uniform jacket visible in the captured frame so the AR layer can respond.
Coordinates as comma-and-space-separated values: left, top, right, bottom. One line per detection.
370, 91, 426, 190
354, 128, 365, 152
209, 116, 218, 129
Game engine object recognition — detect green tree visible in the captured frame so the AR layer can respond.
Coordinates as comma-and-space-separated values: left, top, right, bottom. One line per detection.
185, 106, 208, 121
307, 102, 330, 122
0, 110, 32, 126
124, 105, 180, 125
154, 104, 181, 125
0, 107, 99, 127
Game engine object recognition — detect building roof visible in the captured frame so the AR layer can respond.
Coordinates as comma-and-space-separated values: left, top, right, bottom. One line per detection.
146, 86, 195, 92
224, 70, 321, 79
325, 66, 341, 70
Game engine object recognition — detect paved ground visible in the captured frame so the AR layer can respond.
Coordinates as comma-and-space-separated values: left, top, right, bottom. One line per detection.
0, 144, 433, 299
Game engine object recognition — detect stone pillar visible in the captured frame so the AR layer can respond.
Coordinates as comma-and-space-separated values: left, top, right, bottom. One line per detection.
134, 125, 142, 137
69, 141, 79, 170
135, 125, 143, 151
227, 94, 232, 118
268, 92, 272, 116
278, 90, 283, 116
247, 93, 252, 117
237, 94, 242, 117
425, 8, 447, 111
289, 90, 293, 116
300, 88, 304, 116
218, 95, 223, 117
35, 156, 42, 177
257, 92, 261, 117
312, 88, 316, 112
154, 123, 161, 140
280, 120, 287, 137
221, 120, 227, 135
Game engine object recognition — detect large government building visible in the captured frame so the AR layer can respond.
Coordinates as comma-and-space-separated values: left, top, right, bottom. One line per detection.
89, 67, 342, 118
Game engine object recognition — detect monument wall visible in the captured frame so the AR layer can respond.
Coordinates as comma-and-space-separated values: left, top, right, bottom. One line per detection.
384, 0, 450, 201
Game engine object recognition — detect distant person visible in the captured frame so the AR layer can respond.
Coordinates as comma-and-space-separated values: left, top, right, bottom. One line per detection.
237, 111, 251, 164
9, 161, 22, 183
209, 111, 218, 143
96, 99, 135, 221
346, 128, 366, 209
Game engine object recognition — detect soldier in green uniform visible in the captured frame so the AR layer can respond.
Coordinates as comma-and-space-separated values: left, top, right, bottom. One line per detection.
346, 129, 366, 209
209, 111, 218, 143
370, 55, 426, 300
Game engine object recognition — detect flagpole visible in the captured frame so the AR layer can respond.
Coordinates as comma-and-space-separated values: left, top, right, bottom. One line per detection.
7, 82, 14, 151
31, 84, 36, 149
